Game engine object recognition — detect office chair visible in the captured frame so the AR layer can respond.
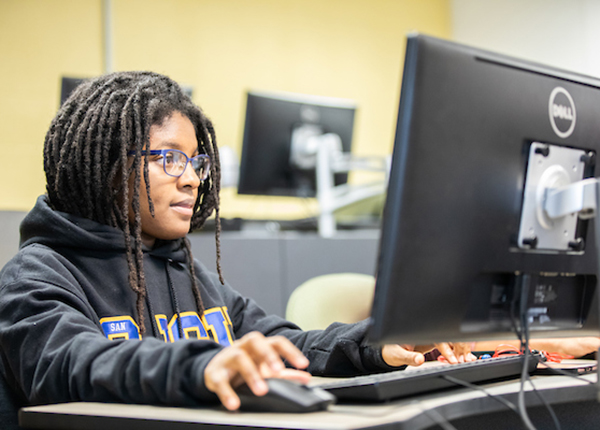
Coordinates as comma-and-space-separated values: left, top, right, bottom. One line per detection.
285, 273, 375, 330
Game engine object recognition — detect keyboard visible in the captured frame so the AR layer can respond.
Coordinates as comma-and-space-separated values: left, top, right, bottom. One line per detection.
315, 354, 539, 402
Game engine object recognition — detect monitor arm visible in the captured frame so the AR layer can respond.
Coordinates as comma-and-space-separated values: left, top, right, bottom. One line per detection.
544, 178, 598, 221
290, 125, 389, 237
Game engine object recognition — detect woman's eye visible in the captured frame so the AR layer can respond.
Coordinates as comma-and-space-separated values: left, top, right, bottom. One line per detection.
164, 154, 175, 165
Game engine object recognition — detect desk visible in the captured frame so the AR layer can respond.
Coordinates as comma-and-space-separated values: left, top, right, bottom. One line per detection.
19, 374, 600, 430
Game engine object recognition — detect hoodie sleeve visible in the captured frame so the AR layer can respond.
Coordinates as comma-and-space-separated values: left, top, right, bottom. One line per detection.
198, 267, 397, 377
0, 248, 223, 407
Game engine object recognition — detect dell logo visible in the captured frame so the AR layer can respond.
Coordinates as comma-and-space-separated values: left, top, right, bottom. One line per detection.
552, 103, 573, 121
549, 87, 576, 138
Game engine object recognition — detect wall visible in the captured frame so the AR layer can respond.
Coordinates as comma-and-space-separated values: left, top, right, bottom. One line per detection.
0, 0, 103, 211
0, 0, 452, 220
451, 0, 600, 77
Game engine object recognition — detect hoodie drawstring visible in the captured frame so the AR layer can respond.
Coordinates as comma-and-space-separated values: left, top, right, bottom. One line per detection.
144, 292, 159, 339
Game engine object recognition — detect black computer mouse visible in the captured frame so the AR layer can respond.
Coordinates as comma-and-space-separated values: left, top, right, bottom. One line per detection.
235, 378, 336, 413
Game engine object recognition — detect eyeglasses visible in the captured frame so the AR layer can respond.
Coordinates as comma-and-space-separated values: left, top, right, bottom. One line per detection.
128, 149, 211, 180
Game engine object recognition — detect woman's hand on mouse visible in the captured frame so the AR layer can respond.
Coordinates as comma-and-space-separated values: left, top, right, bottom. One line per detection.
381, 342, 477, 367
204, 331, 311, 411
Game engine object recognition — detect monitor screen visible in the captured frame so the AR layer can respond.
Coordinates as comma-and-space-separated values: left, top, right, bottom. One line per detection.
60, 77, 87, 106
237, 91, 356, 197
368, 34, 600, 345
60, 77, 193, 107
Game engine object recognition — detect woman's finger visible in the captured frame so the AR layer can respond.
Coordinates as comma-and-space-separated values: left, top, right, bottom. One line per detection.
204, 346, 268, 410
270, 367, 312, 384
382, 344, 425, 367
434, 343, 458, 364
452, 342, 477, 362
237, 332, 287, 375
209, 369, 242, 411
267, 336, 310, 370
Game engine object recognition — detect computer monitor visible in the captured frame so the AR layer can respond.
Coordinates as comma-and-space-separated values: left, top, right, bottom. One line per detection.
368, 34, 600, 346
60, 76, 194, 107
60, 77, 87, 106
237, 91, 356, 197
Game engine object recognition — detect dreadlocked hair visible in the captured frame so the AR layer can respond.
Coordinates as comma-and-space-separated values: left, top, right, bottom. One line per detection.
44, 71, 224, 335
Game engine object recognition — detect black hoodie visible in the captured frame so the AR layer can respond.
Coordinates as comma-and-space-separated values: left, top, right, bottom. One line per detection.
0, 196, 392, 408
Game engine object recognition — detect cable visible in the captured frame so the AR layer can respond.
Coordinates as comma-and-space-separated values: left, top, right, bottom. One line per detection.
517, 324, 537, 429
526, 369, 562, 430
420, 407, 458, 430
515, 275, 562, 430
514, 274, 537, 430
594, 179, 600, 403
441, 374, 519, 413
521, 350, 562, 430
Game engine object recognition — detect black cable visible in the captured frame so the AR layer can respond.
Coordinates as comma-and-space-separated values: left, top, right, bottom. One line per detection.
525, 369, 562, 430
522, 349, 562, 430
421, 407, 458, 430
441, 374, 519, 413
510, 276, 525, 347
516, 275, 561, 430
514, 274, 536, 430
594, 180, 600, 402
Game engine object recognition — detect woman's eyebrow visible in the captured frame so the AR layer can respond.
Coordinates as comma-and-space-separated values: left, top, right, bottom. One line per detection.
153, 140, 184, 150
152, 142, 200, 156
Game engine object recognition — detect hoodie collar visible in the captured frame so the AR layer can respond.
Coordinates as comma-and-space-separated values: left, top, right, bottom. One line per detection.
20, 195, 188, 264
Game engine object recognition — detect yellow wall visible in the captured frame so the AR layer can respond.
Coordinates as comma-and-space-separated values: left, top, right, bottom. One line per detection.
0, 0, 103, 211
0, 0, 451, 217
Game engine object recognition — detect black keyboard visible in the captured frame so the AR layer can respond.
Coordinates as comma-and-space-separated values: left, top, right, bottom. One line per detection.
315, 354, 539, 402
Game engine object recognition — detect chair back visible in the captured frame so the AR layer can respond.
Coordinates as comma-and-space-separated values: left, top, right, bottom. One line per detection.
286, 273, 375, 330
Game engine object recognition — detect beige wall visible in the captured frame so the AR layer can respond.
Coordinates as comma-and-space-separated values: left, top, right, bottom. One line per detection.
0, 0, 451, 218
451, 0, 600, 78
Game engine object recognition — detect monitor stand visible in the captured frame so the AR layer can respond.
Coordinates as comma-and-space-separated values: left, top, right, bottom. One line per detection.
290, 125, 390, 237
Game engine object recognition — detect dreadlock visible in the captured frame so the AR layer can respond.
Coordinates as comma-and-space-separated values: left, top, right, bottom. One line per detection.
44, 71, 224, 334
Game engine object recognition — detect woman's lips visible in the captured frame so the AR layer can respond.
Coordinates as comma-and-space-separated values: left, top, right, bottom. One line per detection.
171, 199, 194, 216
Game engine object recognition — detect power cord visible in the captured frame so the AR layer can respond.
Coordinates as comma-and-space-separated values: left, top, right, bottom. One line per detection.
515, 274, 561, 430
420, 407, 458, 430
441, 374, 519, 413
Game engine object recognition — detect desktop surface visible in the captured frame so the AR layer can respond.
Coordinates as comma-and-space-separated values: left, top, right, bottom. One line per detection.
19, 372, 599, 430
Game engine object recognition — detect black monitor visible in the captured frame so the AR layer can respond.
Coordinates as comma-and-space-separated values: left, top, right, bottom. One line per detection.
368, 34, 600, 345
237, 91, 356, 197
60, 76, 193, 107
60, 77, 87, 106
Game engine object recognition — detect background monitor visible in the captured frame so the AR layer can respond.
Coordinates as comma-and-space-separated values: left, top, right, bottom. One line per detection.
60, 77, 87, 106
237, 91, 356, 198
60, 76, 194, 107
368, 34, 600, 346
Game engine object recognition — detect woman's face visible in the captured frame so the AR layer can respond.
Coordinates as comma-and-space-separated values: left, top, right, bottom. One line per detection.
129, 111, 201, 247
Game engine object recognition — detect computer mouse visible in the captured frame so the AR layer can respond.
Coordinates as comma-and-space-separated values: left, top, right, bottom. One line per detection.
235, 378, 336, 413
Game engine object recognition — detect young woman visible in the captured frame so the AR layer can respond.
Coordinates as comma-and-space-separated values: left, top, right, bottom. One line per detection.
0, 71, 473, 420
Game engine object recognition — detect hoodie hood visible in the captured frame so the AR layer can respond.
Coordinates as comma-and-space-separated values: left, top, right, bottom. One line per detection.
20, 195, 187, 263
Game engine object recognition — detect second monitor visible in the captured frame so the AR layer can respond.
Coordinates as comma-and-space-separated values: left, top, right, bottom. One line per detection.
237, 90, 356, 198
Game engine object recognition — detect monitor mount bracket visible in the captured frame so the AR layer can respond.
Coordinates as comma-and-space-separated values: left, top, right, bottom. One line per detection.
518, 142, 597, 252
290, 124, 390, 237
